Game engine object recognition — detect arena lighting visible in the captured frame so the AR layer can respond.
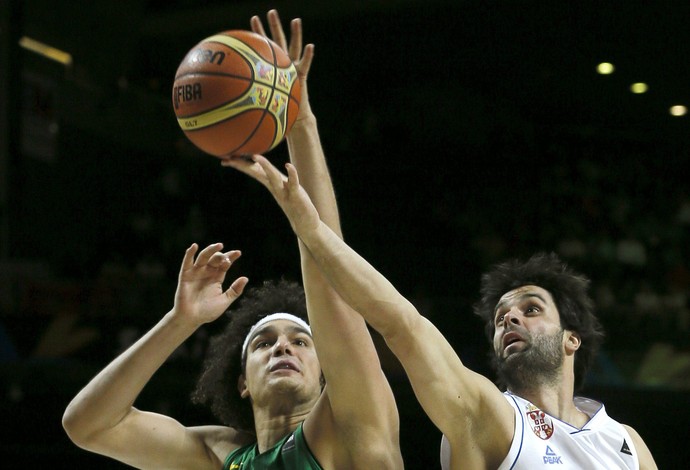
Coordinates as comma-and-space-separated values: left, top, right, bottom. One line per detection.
596, 62, 615, 74
669, 105, 687, 117
630, 83, 648, 94
19, 36, 72, 66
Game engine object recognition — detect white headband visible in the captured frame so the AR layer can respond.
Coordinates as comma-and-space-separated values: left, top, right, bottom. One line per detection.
241, 313, 312, 361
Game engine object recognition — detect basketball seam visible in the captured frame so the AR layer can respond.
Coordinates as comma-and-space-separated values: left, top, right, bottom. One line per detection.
174, 71, 254, 81
227, 35, 278, 156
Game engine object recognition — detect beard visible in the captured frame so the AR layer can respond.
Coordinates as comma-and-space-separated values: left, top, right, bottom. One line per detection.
493, 328, 564, 391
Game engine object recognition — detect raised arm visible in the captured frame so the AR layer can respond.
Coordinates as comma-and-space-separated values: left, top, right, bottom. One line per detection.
246, 157, 516, 467
224, 10, 402, 468
62, 244, 249, 469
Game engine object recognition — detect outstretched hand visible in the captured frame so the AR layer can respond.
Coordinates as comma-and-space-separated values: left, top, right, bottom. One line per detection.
250, 9, 314, 118
173, 243, 248, 326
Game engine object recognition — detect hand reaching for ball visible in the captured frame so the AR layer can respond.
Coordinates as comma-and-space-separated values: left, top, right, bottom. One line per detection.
250, 9, 314, 122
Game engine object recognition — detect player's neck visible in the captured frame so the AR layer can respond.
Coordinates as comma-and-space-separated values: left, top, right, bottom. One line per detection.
511, 383, 589, 428
252, 408, 310, 454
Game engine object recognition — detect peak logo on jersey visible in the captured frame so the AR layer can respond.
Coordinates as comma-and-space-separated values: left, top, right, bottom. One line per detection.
527, 409, 554, 440
543, 446, 563, 464
621, 439, 632, 456
282, 433, 296, 453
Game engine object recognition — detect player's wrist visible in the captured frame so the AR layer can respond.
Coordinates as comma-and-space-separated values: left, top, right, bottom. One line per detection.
295, 217, 324, 246
291, 111, 317, 129
165, 307, 206, 332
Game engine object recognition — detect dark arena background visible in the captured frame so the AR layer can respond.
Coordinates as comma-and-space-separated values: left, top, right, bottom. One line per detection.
1, 1, 689, 468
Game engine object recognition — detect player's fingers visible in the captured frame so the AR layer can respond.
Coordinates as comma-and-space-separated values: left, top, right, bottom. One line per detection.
221, 155, 255, 172
297, 44, 314, 78
211, 250, 241, 274
285, 163, 301, 190
267, 10, 288, 51
221, 155, 253, 169
250, 15, 266, 37
180, 243, 199, 273
196, 243, 223, 266
223, 155, 271, 186
224, 250, 242, 266
254, 155, 286, 191
289, 18, 303, 61
207, 251, 229, 269
226, 276, 249, 302
254, 155, 282, 178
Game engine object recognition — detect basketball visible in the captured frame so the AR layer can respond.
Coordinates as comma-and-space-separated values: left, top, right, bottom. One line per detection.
172, 30, 301, 157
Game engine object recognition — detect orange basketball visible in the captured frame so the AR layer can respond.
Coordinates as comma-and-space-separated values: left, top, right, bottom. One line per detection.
172, 30, 301, 158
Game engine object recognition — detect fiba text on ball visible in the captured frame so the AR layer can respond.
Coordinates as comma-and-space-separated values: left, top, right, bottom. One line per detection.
173, 83, 202, 110
173, 48, 227, 110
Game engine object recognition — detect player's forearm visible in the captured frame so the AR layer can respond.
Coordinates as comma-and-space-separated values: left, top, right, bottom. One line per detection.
298, 221, 414, 338
286, 113, 343, 236
287, 110, 385, 341
287, 110, 366, 348
62, 311, 197, 444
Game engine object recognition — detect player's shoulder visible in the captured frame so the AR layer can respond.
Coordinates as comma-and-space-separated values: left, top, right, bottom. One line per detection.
621, 424, 658, 470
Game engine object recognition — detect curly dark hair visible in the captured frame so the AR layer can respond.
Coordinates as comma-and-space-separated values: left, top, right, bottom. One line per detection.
474, 252, 605, 392
191, 279, 309, 433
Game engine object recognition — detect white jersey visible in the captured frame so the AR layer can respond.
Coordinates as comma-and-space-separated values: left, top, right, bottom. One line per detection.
440, 392, 639, 470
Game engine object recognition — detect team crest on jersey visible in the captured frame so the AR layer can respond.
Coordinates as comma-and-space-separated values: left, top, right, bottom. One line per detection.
526, 406, 554, 440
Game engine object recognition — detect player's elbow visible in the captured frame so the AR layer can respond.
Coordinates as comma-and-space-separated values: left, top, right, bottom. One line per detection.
62, 403, 98, 449
62, 406, 86, 446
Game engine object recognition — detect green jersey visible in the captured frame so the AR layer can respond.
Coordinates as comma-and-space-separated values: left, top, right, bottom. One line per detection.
223, 422, 323, 470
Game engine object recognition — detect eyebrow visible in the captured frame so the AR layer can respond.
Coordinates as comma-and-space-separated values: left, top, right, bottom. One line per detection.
248, 324, 312, 346
494, 292, 548, 316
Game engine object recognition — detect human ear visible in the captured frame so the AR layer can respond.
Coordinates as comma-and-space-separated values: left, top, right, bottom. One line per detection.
238, 374, 250, 399
565, 331, 581, 354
